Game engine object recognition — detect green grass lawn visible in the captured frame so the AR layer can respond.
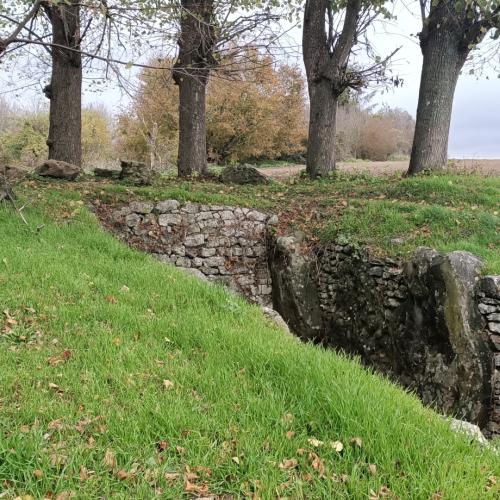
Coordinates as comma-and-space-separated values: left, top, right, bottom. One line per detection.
81, 170, 500, 273
0, 184, 499, 498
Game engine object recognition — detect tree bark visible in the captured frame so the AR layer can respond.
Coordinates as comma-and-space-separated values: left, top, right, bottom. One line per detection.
173, 0, 215, 177
44, 1, 82, 167
177, 75, 208, 177
302, 0, 361, 179
408, 27, 466, 175
307, 79, 338, 177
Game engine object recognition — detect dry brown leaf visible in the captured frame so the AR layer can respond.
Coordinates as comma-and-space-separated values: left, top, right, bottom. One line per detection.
282, 413, 294, 424
308, 452, 325, 478
156, 440, 168, 451
105, 295, 117, 304
368, 463, 377, 476
55, 492, 75, 500
103, 449, 117, 470
165, 472, 180, 482
116, 470, 129, 480
350, 437, 363, 448
285, 431, 295, 439
307, 438, 323, 448
79, 466, 89, 482
332, 473, 349, 483
19, 425, 31, 433
278, 458, 298, 470
431, 493, 444, 500
48, 418, 63, 430
296, 448, 306, 456
331, 441, 344, 453
33, 469, 44, 478
232, 456, 240, 465
184, 479, 208, 495
175, 445, 185, 454
163, 379, 174, 390
75, 418, 92, 434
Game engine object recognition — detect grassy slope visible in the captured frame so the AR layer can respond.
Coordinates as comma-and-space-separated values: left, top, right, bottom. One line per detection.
0, 188, 498, 499
87, 171, 500, 273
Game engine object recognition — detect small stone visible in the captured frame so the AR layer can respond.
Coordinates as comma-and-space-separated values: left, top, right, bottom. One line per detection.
182, 202, 199, 214
200, 248, 216, 257
478, 303, 497, 315
368, 267, 383, 277
155, 200, 180, 213
36, 159, 81, 181
487, 313, 500, 322
158, 213, 182, 226
129, 201, 154, 214
267, 214, 279, 226
489, 322, 500, 334
247, 210, 267, 222
125, 213, 141, 227
185, 234, 205, 247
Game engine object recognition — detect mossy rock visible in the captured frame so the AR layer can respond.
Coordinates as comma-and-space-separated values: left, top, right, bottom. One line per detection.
220, 164, 269, 185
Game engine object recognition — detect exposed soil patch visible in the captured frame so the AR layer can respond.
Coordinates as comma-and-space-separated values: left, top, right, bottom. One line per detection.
261, 159, 500, 180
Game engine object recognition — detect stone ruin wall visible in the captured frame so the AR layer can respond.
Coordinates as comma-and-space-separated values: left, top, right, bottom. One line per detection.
270, 236, 500, 437
102, 200, 500, 436
108, 200, 276, 305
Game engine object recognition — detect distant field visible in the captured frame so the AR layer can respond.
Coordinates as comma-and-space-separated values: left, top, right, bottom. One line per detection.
261, 159, 500, 179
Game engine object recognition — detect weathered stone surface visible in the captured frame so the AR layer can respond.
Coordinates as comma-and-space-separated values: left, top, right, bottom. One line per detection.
106, 199, 274, 305
449, 418, 489, 446
158, 213, 182, 226
129, 201, 154, 214
481, 276, 500, 297
94, 166, 121, 178
261, 306, 293, 336
156, 200, 180, 213
268, 237, 499, 434
220, 164, 269, 185
119, 160, 153, 186
269, 235, 323, 340
36, 160, 81, 181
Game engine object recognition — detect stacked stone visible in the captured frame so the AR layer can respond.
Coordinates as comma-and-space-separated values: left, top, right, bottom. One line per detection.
477, 275, 500, 436
318, 243, 407, 333
111, 200, 274, 305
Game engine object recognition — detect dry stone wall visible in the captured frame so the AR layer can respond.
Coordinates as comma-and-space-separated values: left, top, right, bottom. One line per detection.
477, 276, 500, 435
109, 200, 275, 305
270, 236, 500, 436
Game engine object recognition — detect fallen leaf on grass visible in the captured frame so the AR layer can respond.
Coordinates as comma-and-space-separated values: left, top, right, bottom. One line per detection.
47, 419, 63, 430
116, 470, 130, 480
184, 479, 208, 495
278, 458, 298, 470
307, 438, 323, 448
105, 295, 117, 304
55, 492, 75, 500
103, 449, 117, 469
308, 452, 325, 477
330, 441, 344, 452
156, 440, 168, 452
350, 437, 363, 448
165, 472, 180, 482
368, 463, 377, 475
285, 431, 295, 439
332, 473, 349, 483
163, 379, 174, 390
34, 469, 44, 478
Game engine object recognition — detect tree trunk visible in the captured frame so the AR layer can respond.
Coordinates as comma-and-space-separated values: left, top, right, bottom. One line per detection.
177, 75, 208, 177
173, 0, 215, 178
306, 79, 338, 177
408, 26, 466, 174
45, 1, 82, 167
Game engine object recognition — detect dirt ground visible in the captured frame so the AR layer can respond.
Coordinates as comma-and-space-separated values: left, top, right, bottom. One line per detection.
260, 159, 500, 180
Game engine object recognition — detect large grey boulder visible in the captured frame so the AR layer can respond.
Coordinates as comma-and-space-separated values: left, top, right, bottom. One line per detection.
119, 160, 153, 186
402, 248, 491, 425
268, 234, 323, 340
220, 164, 269, 185
36, 160, 81, 181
